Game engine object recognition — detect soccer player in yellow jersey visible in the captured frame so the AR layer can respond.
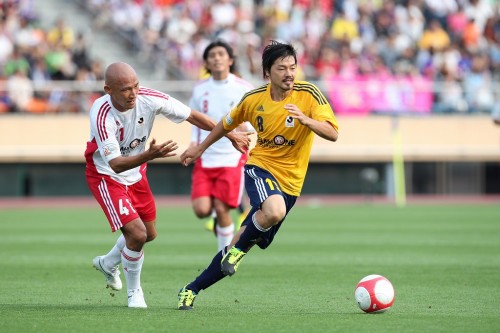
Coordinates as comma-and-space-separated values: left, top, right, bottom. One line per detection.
177, 40, 339, 310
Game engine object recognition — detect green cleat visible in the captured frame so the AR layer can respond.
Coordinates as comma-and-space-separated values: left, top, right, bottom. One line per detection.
221, 246, 247, 276
204, 218, 215, 232
177, 286, 197, 310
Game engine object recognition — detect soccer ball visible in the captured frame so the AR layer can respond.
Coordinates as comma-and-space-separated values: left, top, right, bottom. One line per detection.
354, 274, 395, 313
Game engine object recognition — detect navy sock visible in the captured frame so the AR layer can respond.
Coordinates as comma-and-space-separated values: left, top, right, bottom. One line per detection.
234, 216, 265, 252
187, 250, 225, 293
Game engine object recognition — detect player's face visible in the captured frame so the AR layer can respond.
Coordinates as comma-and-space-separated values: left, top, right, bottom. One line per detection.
267, 56, 296, 92
205, 46, 233, 79
105, 74, 139, 112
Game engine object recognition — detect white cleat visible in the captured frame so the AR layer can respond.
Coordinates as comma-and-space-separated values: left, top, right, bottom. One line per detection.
92, 256, 122, 291
127, 287, 147, 308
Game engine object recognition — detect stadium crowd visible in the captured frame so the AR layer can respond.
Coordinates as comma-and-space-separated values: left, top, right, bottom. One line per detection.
0, 0, 104, 113
1, 0, 499, 114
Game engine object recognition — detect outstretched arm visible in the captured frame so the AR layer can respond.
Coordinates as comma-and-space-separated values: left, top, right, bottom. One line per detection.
186, 109, 250, 153
109, 139, 178, 174
180, 121, 229, 166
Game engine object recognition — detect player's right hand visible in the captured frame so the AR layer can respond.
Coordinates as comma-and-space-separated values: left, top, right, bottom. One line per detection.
149, 138, 178, 159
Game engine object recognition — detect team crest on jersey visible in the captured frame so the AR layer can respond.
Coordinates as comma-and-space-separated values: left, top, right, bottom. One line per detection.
285, 116, 294, 128
103, 144, 113, 156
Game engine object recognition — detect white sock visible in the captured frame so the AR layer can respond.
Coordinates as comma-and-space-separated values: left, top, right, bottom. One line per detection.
102, 234, 125, 270
216, 224, 235, 252
121, 246, 144, 291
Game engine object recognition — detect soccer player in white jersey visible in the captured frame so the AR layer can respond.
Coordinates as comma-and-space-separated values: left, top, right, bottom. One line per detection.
188, 40, 254, 251
85, 62, 249, 308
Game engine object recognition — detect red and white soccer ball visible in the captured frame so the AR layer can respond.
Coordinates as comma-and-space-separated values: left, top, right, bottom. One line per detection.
354, 274, 395, 313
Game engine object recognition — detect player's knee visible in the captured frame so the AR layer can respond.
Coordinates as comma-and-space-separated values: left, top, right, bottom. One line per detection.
146, 229, 157, 242
193, 206, 211, 219
133, 231, 147, 245
263, 205, 286, 224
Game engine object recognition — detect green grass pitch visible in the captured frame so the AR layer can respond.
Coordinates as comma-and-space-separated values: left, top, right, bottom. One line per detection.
1, 202, 499, 332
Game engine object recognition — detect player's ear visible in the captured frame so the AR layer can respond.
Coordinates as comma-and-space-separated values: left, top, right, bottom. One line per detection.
104, 85, 111, 94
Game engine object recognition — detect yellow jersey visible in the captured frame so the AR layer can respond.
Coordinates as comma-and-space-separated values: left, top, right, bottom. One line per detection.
222, 80, 339, 196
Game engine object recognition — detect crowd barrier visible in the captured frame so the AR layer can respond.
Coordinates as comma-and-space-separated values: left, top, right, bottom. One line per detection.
2, 114, 499, 163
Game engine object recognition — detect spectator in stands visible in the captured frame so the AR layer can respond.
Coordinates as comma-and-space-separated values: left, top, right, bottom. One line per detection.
423, 0, 457, 30
6, 68, 33, 112
330, 9, 359, 43
1, 0, 499, 115
4, 45, 30, 77
491, 101, 500, 125
419, 19, 451, 52
462, 18, 482, 51
0, 20, 14, 67
447, 4, 468, 41
395, 0, 425, 43
44, 41, 76, 80
433, 68, 467, 114
71, 31, 91, 71
463, 53, 495, 113
46, 17, 74, 49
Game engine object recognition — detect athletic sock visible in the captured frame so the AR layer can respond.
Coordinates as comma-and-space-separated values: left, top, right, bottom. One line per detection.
121, 246, 144, 291
187, 249, 226, 293
215, 224, 234, 252
234, 212, 269, 252
103, 234, 125, 270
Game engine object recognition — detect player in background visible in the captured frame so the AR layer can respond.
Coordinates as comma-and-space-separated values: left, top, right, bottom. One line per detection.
188, 40, 254, 251
177, 40, 339, 309
85, 62, 249, 308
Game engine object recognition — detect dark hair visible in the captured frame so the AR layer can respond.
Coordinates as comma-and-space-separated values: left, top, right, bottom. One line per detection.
261, 40, 297, 79
202, 40, 236, 74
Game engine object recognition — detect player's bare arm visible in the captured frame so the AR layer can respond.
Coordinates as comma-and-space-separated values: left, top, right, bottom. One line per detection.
284, 103, 339, 142
109, 138, 178, 173
186, 109, 250, 153
181, 121, 231, 166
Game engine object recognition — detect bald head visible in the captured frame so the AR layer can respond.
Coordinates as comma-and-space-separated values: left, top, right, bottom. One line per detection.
104, 62, 139, 112
104, 62, 137, 86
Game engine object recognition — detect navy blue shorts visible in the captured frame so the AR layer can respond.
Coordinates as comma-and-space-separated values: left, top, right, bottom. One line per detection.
241, 165, 297, 249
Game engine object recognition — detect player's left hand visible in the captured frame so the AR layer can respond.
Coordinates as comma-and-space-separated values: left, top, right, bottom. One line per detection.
285, 104, 310, 126
180, 146, 203, 166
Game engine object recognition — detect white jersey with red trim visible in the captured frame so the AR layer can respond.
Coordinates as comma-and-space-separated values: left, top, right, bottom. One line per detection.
189, 73, 253, 168
85, 87, 191, 185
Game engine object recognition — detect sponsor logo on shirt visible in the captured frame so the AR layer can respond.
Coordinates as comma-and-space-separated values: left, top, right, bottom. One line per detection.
257, 135, 296, 148
120, 136, 147, 156
138, 117, 144, 124
225, 113, 233, 125
256, 105, 264, 111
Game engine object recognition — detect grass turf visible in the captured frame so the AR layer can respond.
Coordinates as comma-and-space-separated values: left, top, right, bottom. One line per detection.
1, 203, 499, 332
